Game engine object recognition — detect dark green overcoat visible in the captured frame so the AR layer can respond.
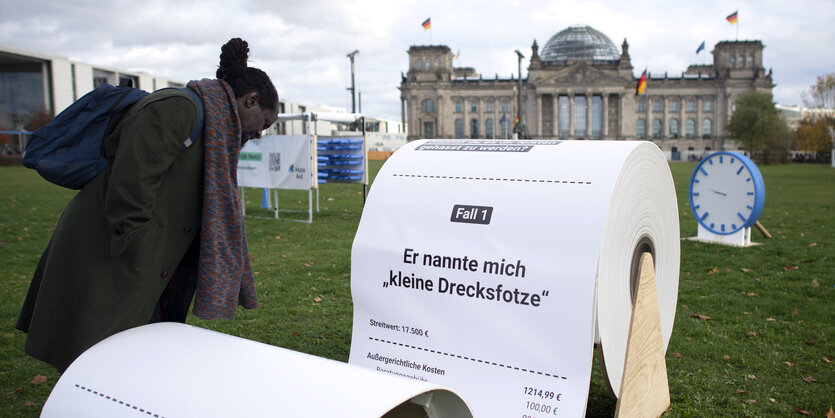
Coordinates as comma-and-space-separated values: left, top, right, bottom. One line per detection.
17, 89, 204, 372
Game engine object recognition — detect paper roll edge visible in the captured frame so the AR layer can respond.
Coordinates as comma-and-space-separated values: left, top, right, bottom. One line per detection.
596, 141, 680, 396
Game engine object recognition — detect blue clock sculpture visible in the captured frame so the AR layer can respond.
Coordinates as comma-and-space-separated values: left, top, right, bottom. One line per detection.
689, 151, 765, 245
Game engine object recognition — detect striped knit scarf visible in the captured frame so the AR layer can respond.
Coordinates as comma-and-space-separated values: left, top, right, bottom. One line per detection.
187, 78, 258, 320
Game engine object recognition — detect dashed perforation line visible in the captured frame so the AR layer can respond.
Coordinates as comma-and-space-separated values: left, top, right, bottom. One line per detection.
369, 337, 567, 380
392, 173, 591, 185
74, 384, 164, 417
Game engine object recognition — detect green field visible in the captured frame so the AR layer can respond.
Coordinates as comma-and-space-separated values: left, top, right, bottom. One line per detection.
1, 159, 832, 417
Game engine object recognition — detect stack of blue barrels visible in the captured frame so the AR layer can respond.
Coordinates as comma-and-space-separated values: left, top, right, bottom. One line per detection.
316, 138, 365, 183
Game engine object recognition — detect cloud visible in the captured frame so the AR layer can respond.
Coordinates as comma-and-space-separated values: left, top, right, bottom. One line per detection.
2, 0, 835, 121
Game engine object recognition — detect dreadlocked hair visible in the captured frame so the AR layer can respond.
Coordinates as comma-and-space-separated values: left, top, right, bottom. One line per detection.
216, 38, 278, 110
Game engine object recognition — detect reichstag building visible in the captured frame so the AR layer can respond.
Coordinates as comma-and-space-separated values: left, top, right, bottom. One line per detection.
399, 25, 774, 158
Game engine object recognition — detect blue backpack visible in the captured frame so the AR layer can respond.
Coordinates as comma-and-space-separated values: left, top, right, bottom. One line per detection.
22, 83, 204, 189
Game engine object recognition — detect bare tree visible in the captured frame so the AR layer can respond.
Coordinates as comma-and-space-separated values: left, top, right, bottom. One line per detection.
801, 73, 835, 108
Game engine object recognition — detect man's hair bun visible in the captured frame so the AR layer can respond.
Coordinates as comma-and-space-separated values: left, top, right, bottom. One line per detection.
217, 38, 249, 81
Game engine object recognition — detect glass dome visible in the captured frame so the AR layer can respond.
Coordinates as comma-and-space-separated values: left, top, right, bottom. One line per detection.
540, 25, 621, 63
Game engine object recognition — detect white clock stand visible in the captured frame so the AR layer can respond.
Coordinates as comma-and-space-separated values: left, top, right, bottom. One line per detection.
695, 224, 753, 247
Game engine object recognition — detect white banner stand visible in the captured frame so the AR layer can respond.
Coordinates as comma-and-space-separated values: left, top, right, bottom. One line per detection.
238, 130, 315, 223
237, 112, 367, 223
42, 323, 473, 418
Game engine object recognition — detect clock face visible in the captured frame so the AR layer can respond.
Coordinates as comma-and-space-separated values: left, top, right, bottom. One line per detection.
689, 152, 765, 235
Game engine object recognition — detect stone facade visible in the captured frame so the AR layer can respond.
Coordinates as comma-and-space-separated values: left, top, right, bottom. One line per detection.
399, 26, 775, 157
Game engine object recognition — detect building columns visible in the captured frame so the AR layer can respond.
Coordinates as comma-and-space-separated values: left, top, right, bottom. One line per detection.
586, 93, 592, 138
696, 97, 702, 139
437, 98, 444, 137
401, 97, 406, 130
551, 95, 557, 138
568, 94, 575, 137
410, 97, 418, 139
602, 94, 609, 138
462, 98, 469, 138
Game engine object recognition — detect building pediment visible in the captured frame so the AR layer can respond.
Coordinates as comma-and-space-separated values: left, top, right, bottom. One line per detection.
532, 63, 629, 87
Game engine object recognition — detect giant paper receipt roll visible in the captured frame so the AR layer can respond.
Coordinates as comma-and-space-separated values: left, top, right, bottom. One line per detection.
349, 139, 680, 416
42, 323, 473, 417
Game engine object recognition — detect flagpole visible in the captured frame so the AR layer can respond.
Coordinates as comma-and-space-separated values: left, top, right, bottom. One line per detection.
422, 18, 432, 44
736, 7, 739, 40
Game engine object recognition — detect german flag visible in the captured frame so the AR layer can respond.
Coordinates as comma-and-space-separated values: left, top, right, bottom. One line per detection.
422, 18, 431, 30
636, 69, 647, 95
726, 10, 738, 24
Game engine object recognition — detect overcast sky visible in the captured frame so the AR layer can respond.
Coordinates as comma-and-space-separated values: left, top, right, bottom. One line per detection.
2, 0, 833, 121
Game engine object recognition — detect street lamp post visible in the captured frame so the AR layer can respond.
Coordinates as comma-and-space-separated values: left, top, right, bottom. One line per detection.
514, 49, 529, 139
347, 50, 359, 114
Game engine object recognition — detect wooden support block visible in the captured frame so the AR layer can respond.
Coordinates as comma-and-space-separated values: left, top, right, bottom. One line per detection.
614, 253, 670, 418
754, 221, 772, 239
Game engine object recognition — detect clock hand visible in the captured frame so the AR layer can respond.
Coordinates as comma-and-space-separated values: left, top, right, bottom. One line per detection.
710, 189, 727, 197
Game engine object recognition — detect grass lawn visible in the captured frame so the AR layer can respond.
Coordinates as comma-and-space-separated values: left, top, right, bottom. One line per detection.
1, 158, 832, 417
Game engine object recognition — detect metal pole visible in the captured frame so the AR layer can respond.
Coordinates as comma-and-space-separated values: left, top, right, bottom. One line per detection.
347, 50, 359, 114
514, 49, 528, 139
239, 187, 246, 217
274, 189, 279, 219
515, 50, 523, 131
829, 126, 834, 168
400, 97, 407, 137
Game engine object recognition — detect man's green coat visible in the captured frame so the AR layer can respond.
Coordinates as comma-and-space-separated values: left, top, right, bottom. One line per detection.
17, 89, 204, 372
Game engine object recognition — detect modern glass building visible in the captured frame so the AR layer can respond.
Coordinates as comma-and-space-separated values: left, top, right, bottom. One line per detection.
0, 45, 184, 153
0, 50, 52, 136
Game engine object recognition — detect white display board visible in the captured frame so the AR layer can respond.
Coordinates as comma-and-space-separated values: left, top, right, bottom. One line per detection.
238, 134, 312, 190
43, 323, 473, 418
349, 139, 680, 417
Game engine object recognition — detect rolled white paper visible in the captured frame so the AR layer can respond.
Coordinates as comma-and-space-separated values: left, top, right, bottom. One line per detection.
42, 323, 473, 418
349, 139, 679, 416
